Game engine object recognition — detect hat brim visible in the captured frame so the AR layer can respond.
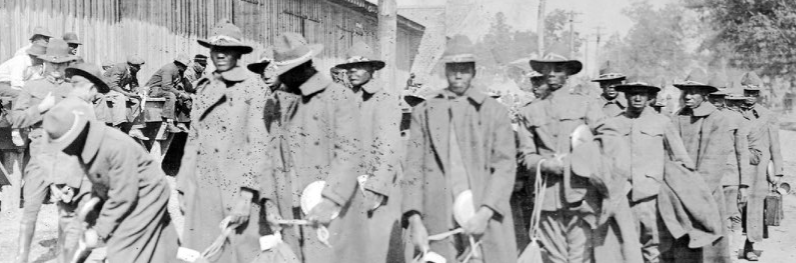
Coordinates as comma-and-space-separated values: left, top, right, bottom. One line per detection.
673, 83, 718, 93
38, 54, 79, 64
529, 60, 583, 75
403, 95, 425, 107
273, 44, 325, 76
66, 41, 83, 45
615, 84, 661, 93
335, 60, 386, 71
197, 39, 254, 54
246, 61, 271, 74
65, 68, 111, 94
26, 49, 45, 57
46, 113, 89, 153
591, 76, 626, 82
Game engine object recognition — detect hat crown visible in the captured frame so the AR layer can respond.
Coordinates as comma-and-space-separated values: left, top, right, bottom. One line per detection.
345, 41, 378, 62
42, 39, 72, 59
208, 20, 244, 43
442, 36, 476, 61
273, 33, 314, 63
707, 73, 727, 88
62, 32, 80, 43
740, 71, 763, 87
681, 69, 710, 85
175, 53, 190, 65
126, 55, 145, 65
31, 26, 52, 38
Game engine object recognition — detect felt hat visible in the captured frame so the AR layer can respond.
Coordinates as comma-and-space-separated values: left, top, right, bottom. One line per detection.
43, 99, 90, 152
652, 101, 665, 108
740, 71, 763, 91
708, 74, 729, 96
246, 47, 274, 73
403, 94, 425, 107
272, 32, 324, 76
30, 26, 52, 40
530, 53, 583, 75
335, 41, 386, 70
62, 32, 82, 45
591, 61, 626, 82
614, 81, 661, 93
65, 63, 111, 94
126, 55, 145, 65
674, 69, 718, 93
527, 70, 544, 80
174, 53, 190, 66
440, 37, 476, 64
101, 58, 115, 68
725, 93, 748, 101
198, 20, 253, 54
193, 54, 208, 62
38, 39, 79, 63
26, 43, 47, 56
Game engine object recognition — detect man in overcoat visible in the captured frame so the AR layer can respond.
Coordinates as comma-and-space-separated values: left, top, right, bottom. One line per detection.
591, 63, 627, 117
102, 55, 147, 139
42, 96, 178, 263
175, 20, 269, 263
738, 71, 784, 261
145, 53, 191, 133
259, 32, 367, 263
403, 38, 517, 263
668, 69, 731, 263
335, 41, 404, 262
517, 52, 605, 263
10, 39, 80, 263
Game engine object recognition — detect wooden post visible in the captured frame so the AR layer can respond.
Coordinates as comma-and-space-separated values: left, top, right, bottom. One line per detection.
537, 0, 546, 56
378, 0, 398, 94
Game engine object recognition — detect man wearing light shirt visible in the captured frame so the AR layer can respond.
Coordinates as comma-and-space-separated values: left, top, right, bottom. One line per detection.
13, 27, 52, 58
0, 44, 46, 98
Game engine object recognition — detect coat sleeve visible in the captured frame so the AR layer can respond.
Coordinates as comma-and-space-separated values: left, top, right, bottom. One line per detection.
238, 82, 269, 193
733, 119, 752, 187
9, 57, 27, 88
402, 103, 428, 219
10, 85, 41, 129
584, 96, 607, 130
321, 86, 361, 206
767, 114, 784, 176
747, 124, 764, 167
516, 107, 545, 173
363, 93, 402, 199
175, 92, 201, 194
94, 147, 140, 240
664, 120, 695, 169
480, 105, 517, 220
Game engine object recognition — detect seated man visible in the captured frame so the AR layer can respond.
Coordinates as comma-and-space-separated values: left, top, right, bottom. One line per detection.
144, 54, 189, 133
102, 55, 148, 140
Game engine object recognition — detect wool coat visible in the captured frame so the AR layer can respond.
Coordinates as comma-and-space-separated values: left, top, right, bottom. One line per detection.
671, 102, 731, 263
260, 72, 369, 263
73, 121, 178, 263
402, 87, 517, 263
176, 66, 269, 262
742, 104, 782, 242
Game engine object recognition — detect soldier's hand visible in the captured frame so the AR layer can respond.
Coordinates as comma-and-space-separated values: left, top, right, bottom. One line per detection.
83, 228, 100, 249
408, 214, 430, 254
37, 92, 56, 113
541, 157, 565, 175
739, 187, 749, 204
228, 189, 254, 228
307, 198, 340, 226
263, 199, 284, 230
771, 175, 784, 185
463, 206, 494, 238
364, 189, 387, 211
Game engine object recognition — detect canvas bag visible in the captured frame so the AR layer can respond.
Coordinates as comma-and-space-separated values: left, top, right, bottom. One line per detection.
517, 159, 546, 263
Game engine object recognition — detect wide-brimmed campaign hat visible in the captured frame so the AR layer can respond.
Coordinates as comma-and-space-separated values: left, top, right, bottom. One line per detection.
527, 70, 544, 80
66, 63, 111, 94
126, 55, 145, 65
62, 32, 82, 45
38, 39, 79, 64
725, 93, 748, 101
194, 54, 208, 63
440, 37, 476, 64
403, 94, 425, 107
174, 53, 190, 66
30, 26, 52, 40
26, 43, 47, 56
335, 41, 386, 70
530, 53, 583, 75
740, 71, 763, 91
272, 33, 324, 76
614, 81, 661, 93
43, 99, 90, 152
674, 69, 718, 93
247, 47, 274, 73
591, 61, 625, 82
707, 74, 729, 96
197, 20, 254, 54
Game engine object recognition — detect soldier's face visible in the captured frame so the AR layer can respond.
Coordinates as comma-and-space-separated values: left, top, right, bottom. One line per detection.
70, 75, 98, 99
744, 90, 760, 105
708, 96, 725, 109
129, 64, 141, 74
262, 66, 280, 89
210, 47, 242, 72
347, 64, 374, 87
68, 44, 79, 55
682, 88, 707, 109
542, 64, 568, 90
445, 63, 475, 95
532, 82, 550, 99
600, 80, 622, 99
32, 35, 49, 46
727, 100, 743, 111
624, 88, 651, 112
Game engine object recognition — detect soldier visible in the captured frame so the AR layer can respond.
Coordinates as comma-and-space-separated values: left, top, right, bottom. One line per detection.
246, 48, 279, 90
259, 32, 367, 263
42, 93, 178, 263
0, 43, 46, 98
517, 52, 604, 263
103, 55, 148, 139
403, 37, 517, 263
738, 71, 784, 261
14, 26, 51, 57
62, 32, 82, 56
603, 80, 693, 263
591, 63, 627, 117
184, 54, 208, 84
668, 69, 732, 263
176, 20, 268, 263
10, 39, 79, 263
335, 41, 403, 262
529, 71, 549, 99
145, 53, 191, 133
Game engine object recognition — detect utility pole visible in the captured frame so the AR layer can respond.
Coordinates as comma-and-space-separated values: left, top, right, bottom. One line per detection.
566, 11, 581, 58
537, 0, 546, 56
378, 0, 397, 94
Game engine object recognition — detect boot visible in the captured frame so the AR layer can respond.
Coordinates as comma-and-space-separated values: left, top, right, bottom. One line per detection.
128, 128, 149, 140
176, 123, 189, 133
744, 239, 759, 261
165, 120, 182, 133
14, 220, 36, 263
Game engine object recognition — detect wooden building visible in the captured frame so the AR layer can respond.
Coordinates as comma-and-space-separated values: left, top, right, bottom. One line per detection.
0, 0, 425, 83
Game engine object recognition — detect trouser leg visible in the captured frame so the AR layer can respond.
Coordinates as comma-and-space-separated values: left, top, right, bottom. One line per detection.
15, 153, 50, 263
539, 210, 593, 263
161, 92, 177, 119
631, 198, 662, 263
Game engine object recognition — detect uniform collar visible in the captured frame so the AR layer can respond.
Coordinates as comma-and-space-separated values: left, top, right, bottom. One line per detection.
601, 94, 626, 107
297, 72, 332, 96
432, 86, 486, 105
213, 66, 249, 82
359, 79, 382, 94
686, 101, 717, 117
80, 121, 106, 161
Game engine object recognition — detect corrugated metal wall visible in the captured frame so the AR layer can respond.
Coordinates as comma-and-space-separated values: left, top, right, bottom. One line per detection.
0, 0, 422, 84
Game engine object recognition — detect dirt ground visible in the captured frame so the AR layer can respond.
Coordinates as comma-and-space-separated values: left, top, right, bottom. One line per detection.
1, 130, 795, 262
